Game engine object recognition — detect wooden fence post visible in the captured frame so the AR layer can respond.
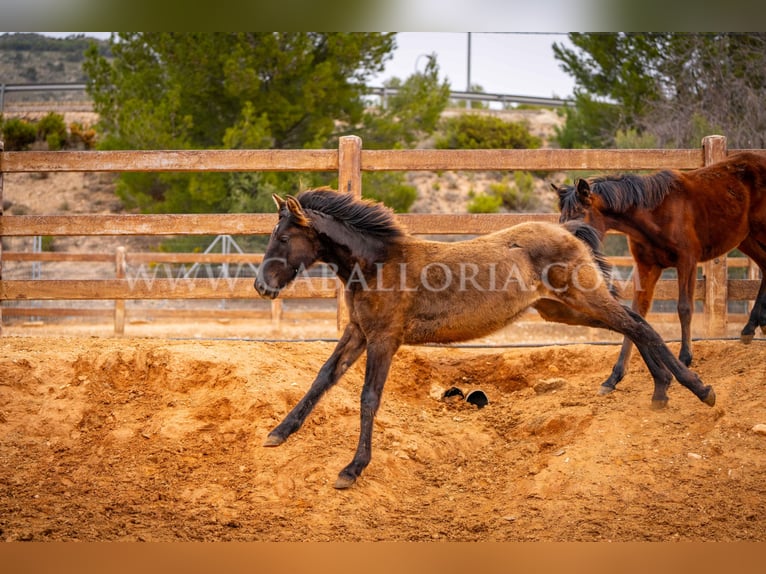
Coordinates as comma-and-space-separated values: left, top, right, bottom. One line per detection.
336, 136, 362, 333
702, 135, 728, 337
271, 299, 283, 330
114, 246, 126, 335
0, 139, 4, 336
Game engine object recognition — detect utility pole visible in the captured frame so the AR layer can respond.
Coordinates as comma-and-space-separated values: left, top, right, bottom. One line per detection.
466, 32, 472, 92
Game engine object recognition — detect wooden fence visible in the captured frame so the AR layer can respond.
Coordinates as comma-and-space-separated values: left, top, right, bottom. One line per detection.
0, 134, 762, 337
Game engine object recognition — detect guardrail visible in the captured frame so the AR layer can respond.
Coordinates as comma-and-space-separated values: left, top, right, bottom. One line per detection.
0, 83, 571, 112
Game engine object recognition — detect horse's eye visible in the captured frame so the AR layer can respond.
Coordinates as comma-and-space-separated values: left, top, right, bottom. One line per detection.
278, 235, 289, 244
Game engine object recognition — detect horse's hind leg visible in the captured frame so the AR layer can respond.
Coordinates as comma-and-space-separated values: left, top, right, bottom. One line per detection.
625, 309, 715, 406
264, 322, 366, 447
736, 237, 766, 343
741, 286, 766, 343
557, 288, 714, 408
535, 298, 672, 406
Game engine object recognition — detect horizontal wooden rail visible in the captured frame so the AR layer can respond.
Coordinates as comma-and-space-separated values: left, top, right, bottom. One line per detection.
0, 277, 337, 300
6, 250, 752, 268
609, 255, 752, 268
4, 251, 115, 262
0, 213, 562, 236
362, 148, 706, 171
2, 306, 113, 318
0, 213, 277, 236
127, 252, 264, 264
1, 276, 759, 303
0, 149, 339, 173
0, 148, 727, 174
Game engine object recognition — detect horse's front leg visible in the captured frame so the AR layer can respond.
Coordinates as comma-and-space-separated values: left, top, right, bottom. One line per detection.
334, 340, 398, 490
740, 280, 766, 343
264, 322, 366, 447
737, 238, 766, 343
602, 261, 661, 394
676, 259, 698, 366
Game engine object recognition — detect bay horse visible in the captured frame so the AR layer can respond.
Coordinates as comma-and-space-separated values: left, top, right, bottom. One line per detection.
255, 188, 715, 489
555, 151, 766, 395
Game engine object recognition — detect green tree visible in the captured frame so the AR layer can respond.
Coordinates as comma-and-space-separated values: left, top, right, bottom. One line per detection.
553, 93, 621, 149
553, 33, 766, 148
553, 34, 663, 128
84, 32, 396, 213
359, 54, 451, 150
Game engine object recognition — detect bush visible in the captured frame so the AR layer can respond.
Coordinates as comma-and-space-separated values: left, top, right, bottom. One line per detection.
614, 128, 658, 149
37, 112, 68, 150
1, 117, 37, 150
435, 113, 541, 150
362, 172, 417, 213
467, 191, 503, 213
489, 172, 538, 211
69, 122, 98, 149
468, 171, 539, 214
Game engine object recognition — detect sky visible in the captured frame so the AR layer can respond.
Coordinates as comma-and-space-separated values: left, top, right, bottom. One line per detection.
370, 32, 575, 99
37, 32, 576, 101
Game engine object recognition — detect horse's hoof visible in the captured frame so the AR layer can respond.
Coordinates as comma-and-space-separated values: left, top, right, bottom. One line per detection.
702, 387, 716, 407
263, 434, 286, 447
334, 473, 356, 489
761, 325, 766, 335
598, 384, 615, 396
741, 333, 754, 345
650, 399, 669, 410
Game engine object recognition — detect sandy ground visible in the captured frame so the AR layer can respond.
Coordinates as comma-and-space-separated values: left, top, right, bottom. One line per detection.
1, 332, 766, 542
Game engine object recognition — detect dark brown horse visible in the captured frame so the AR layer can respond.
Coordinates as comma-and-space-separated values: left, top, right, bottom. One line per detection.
255, 188, 715, 489
556, 151, 766, 394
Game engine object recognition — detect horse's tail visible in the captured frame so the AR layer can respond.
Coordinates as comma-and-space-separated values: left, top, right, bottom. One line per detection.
562, 220, 620, 298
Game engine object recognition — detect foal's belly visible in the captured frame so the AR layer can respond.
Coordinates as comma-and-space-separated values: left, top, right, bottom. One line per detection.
402, 294, 535, 345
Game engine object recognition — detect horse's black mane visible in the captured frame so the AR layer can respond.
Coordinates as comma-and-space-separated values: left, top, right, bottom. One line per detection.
296, 188, 405, 239
588, 171, 677, 213
560, 171, 678, 219
562, 220, 620, 298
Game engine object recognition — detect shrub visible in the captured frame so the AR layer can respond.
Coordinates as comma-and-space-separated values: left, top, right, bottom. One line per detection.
69, 122, 98, 149
614, 128, 658, 149
362, 172, 417, 213
37, 112, 68, 150
489, 172, 539, 211
435, 113, 541, 150
1, 117, 37, 150
467, 191, 503, 213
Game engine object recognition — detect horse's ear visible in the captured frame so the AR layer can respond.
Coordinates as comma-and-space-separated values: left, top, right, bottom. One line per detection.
272, 194, 286, 212
551, 183, 567, 198
576, 179, 592, 206
285, 196, 310, 227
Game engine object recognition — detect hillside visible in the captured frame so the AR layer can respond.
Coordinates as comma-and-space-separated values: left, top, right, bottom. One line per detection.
0, 33, 109, 103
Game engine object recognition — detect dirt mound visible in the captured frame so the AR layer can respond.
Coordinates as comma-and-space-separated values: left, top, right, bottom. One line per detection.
1, 336, 765, 541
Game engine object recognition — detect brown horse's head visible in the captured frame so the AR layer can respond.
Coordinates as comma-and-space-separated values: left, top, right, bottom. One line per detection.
553, 179, 607, 236
254, 194, 320, 299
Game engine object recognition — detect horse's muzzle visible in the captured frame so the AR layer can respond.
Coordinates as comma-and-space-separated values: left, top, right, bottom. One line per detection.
254, 278, 282, 300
